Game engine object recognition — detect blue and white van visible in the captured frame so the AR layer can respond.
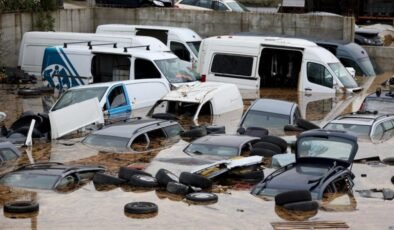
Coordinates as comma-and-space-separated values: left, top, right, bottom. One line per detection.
41, 45, 199, 89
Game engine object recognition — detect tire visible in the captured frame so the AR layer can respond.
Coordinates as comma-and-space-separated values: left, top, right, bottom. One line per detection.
151, 113, 178, 121
128, 174, 158, 188
253, 141, 281, 154
244, 127, 269, 138
284, 124, 305, 132
180, 127, 207, 138
155, 169, 178, 187
296, 119, 320, 130
166, 182, 189, 195
17, 88, 41, 96
275, 190, 312, 206
118, 167, 151, 181
185, 192, 218, 203
260, 135, 288, 153
93, 172, 126, 186
124, 202, 158, 214
179, 172, 212, 189
283, 200, 319, 212
4, 201, 39, 214
206, 125, 225, 134
250, 148, 277, 157
7, 126, 42, 138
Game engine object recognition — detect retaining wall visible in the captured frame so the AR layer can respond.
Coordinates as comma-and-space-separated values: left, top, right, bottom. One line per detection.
363, 46, 394, 73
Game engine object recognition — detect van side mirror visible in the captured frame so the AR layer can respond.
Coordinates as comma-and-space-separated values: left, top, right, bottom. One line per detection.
346, 67, 356, 78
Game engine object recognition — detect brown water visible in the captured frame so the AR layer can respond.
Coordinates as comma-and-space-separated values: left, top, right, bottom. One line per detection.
0, 73, 393, 229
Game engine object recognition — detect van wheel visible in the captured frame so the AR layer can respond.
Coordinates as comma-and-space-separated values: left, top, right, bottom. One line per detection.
155, 169, 178, 187
4, 201, 39, 214
260, 135, 288, 152
185, 192, 218, 204
275, 190, 312, 206
296, 119, 320, 130
179, 172, 212, 189
252, 141, 281, 154
124, 202, 158, 215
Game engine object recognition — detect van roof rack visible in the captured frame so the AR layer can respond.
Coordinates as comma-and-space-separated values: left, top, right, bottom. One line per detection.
64, 41, 91, 48
88, 42, 117, 50
123, 45, 150, 52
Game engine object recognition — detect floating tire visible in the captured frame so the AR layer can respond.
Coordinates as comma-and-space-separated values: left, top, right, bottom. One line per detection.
93, 172, 126, 186
151, 113, 178, 121
4, 201, 39, 214
118, 167, 151, 181
296, 119, 320, 130
284, 124, 305, 132
275, 190, 312, 206
179, 172, 212, 189
250, 148, 277, 157
128, 174, 158, 188
185, 192, 218, 203
166, 182, 189, 195
155, 169, 178, 187
260, 135, 288, 153
253, 141, 281, 154
283, 200, 319, 212
17, 88, 42, 96
124, 202, 158, 215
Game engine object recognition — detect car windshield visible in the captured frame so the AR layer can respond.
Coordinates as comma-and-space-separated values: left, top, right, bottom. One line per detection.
227, 1, 249, 12
83, 134, 130, 149
51, 87, 108, 111
184, 143, 239, 157
0, 172, 59, 190
155, 58, 199, 83
328, 63, 358, 88
241, 110, 290, 129
358, 57, 376, 76
297, 136, 355, 162
324, 123, 370, 139
187, 41, 201, 58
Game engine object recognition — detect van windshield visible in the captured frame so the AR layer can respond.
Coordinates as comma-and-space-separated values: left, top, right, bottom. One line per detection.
328, 63, 358, 88
187, 41, 201, 57
51, 87, 108, 111
155, 58, 198, 83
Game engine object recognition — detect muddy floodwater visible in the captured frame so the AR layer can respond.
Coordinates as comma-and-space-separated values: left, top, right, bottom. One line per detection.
0, 73, 394, 229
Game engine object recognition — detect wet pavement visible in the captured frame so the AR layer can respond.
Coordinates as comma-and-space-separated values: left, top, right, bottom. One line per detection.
0, 73, 394, 229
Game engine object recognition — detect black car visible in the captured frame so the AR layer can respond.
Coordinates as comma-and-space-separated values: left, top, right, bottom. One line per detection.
0, 162, 104, 191
251, 129, 358, 200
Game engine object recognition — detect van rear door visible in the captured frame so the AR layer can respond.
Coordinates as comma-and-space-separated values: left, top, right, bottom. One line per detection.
208, 53, 259, 98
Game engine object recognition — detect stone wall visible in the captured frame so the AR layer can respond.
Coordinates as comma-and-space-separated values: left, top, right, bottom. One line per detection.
363, 46, 394, 73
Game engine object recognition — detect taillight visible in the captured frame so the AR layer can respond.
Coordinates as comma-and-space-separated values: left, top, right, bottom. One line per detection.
200, 74, 206, 82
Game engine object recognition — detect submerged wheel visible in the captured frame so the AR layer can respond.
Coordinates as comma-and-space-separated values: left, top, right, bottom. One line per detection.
4, 201, 39, 214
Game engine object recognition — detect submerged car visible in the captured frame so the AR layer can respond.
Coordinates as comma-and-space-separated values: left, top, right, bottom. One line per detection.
0, 162, 104, 191
184, 134, 260, 160
359, 89, 394, 115
0, 142, 22, 166
251, 129, 358, 200
83, 118, 183, 152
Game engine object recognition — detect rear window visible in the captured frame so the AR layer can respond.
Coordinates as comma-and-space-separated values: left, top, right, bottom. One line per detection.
211, 54, 253, 77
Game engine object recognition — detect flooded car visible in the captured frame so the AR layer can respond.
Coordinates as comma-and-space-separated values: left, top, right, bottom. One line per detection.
251, 129, 358, 200
359, 89, 394, 114
0, 162, 104, 192
0, 142, 21, 166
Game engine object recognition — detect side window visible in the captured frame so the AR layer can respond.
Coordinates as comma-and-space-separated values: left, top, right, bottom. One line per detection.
108, 86, 127, 108
211, 54, 253, 77
307, 62, 333, 88
134, 59, 161, 79
170, 42, 190, 62
372, 123, 384, 140
212, 1, 228, 10
163, 124, 183, 137
0, 149, 18, 161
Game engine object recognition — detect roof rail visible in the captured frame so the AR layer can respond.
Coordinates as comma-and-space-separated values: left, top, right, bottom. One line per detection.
88, 42, 117, 50
123, 45, 150, 52
17, 162, 64, 170
64, 41, 91, 48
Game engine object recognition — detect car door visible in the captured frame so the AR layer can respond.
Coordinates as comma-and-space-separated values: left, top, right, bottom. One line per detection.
303, 62, 336, 94
105, 84, 131, 122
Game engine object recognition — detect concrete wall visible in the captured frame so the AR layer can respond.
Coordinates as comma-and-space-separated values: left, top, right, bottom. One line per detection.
0, 7, 356, 68
363, 46, 394, 73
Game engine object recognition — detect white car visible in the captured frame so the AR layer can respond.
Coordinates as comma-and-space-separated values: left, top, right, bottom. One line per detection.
175, 0, 249, 12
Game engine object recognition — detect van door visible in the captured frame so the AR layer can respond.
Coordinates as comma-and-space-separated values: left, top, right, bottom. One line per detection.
105, 84, 131, 122
303, 62, 336, 93
208, 53, 258, 97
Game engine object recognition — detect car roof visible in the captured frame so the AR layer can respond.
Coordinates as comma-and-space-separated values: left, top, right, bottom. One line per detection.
328, 112, 394, 126
190, 134, 259, 148
90, 118, 179, 138
250, 99, 296, 115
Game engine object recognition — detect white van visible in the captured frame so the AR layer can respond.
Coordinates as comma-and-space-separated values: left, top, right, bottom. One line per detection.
96, 24, 202, 65
198, 36, 362, 98
41, 45, 199, 89
18, 31, 169, 76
